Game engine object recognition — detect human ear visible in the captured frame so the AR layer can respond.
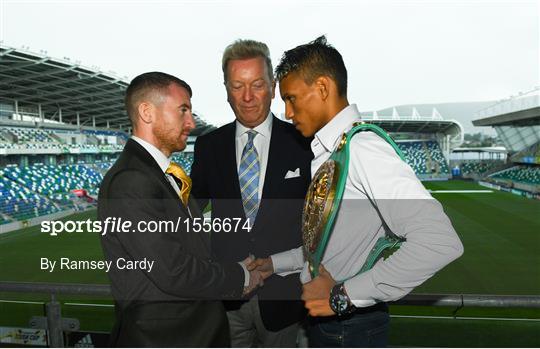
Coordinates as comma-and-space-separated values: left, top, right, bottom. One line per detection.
137, 102, 153, 125
315, 76, 330, 101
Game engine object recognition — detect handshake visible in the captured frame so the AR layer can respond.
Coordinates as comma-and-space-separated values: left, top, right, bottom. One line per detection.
241, 256, 274, 296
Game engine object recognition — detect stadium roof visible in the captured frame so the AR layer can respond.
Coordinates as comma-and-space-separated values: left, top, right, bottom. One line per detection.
0, 45, 215, 134
470, 87, 540, 153
362, 119, 461, 134
472, 87, 540, 127
359, 106, 463, 136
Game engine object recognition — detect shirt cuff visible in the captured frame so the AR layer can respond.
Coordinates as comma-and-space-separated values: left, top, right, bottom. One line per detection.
271, 246, 304, 274
238, 262, 250, 287
344, 278, 377, 308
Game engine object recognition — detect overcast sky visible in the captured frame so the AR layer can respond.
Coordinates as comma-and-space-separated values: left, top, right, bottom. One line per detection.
1, 0, 538, 127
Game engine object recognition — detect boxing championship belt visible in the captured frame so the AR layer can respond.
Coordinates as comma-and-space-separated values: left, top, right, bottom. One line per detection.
302, 122, 407, 279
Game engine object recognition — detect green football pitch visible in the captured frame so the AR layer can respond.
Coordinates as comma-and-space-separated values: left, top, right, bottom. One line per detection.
1, 180, 539, 347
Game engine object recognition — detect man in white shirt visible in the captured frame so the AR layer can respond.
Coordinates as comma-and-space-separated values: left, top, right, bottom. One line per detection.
250, 36, 464, 347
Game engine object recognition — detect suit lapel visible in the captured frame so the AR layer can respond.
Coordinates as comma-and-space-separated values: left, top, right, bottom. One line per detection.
187, 196, 211, 252
126, 139, 191, 218
156, 163, 210, 251
260, 116, 284, 200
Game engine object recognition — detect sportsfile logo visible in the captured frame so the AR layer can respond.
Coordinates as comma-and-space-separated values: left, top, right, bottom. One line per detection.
40, 217, 252, 236
40, 217, 126, 236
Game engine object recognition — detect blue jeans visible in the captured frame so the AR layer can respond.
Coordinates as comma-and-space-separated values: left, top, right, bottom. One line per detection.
308, 303, 390, 347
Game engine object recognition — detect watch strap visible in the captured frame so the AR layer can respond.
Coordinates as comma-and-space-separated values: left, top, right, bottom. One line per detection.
330, 282, 356, 316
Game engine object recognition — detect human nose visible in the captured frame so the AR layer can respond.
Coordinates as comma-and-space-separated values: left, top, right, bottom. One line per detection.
185, 111, 196, 130
284, 103, 294, 120
242, 86, 254, 102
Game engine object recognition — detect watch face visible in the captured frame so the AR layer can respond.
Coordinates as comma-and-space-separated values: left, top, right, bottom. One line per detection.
330, 293, 349, 314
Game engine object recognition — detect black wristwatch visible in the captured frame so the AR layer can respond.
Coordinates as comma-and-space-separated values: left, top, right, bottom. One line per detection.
329, 282, 356, 316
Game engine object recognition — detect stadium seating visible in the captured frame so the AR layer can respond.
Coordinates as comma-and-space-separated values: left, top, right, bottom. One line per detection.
426, 141, 450, 173
0, 127, 61, 150
0, 156, 193, 225
0, 172, 62, 221
0, 215, 12, 225
0, 126, 128, 153
90, 161, 115, 175
4, 127, 56, 143
460, 161, 502, 175
82, 129, 130, 141
171, 153, 194, 174
511, 142, 540, 165
397, 140, 449, 175
0, 131, 456, 225
489, 165, 540, 185
1, 164, 104, 203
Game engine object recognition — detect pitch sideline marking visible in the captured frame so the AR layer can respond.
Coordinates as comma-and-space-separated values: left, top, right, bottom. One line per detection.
0, 300, 43, 305
64, 302, 113, 307
392, 314, 540, 322
428, 190, 494, 193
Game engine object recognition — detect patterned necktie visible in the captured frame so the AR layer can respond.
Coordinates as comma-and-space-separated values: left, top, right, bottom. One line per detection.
239, 130, 260, 223
166, 162, 191, 206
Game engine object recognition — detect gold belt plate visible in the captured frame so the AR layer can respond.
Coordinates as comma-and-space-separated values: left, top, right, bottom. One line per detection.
302, 159, 339, 261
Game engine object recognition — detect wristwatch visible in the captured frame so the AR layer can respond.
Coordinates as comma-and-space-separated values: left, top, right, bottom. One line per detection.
329, 282, 356, 316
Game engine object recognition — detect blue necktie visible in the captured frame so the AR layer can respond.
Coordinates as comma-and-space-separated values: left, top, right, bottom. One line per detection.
239, 130, 260, 223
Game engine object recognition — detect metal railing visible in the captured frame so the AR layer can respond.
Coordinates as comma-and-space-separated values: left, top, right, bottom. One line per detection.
1, 281, 540, 347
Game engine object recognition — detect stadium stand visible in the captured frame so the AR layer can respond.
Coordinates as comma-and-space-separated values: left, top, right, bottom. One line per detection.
171, 153, 195, 174
0, 215, 11, 225
0, 121, 456, 225
1, 44, 466, 229
0, 127, 59, 150
397, 140, 449, 176
2, 164, 103, 198
0, 172, 62, 221
0, 126, 127, 154
0, 131, 457, 226
460, 161, 503, 175
489, 165, 540, 185
473, 87, 540, 195
511, 142, 540, 165
90, 161, 116, 175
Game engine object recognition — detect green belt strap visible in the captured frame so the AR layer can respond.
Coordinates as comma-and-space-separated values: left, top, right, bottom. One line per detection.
310, 122, 406, 279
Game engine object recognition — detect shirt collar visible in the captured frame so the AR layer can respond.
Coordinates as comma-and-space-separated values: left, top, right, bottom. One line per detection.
235, 111, 273, 139
131, 135, 170, 173
314, 104, 361, 152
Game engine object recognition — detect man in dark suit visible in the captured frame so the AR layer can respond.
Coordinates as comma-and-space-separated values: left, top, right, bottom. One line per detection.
98, 72, 260, 347
190, 40, 313, 347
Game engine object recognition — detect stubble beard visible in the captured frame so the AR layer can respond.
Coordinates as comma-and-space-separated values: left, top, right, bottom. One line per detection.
154, 123, 184, 156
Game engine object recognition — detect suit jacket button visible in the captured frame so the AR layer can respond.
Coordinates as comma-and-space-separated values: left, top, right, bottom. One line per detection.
249, 237, 255, 243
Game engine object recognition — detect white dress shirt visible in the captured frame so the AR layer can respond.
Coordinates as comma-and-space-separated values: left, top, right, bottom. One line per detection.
271, 104, 463, 307
235, 112, 273, 201
131, 136, 182, 195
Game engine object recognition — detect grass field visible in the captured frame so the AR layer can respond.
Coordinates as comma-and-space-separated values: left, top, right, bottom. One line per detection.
1, 179, 539, 347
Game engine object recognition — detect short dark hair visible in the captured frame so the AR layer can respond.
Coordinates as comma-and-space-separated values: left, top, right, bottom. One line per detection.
124, 72, 192, 126
275, 36, 347, 97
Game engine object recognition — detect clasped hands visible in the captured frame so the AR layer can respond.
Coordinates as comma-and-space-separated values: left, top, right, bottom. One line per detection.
242, 257, 338, 316
241, 256, 274, 296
